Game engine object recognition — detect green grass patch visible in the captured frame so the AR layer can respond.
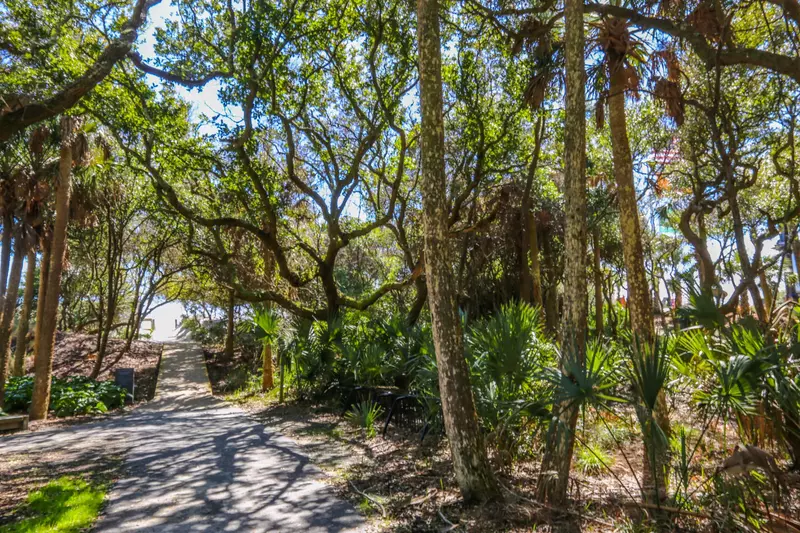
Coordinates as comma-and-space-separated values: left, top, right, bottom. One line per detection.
575, 445, 615, 476
0, 476, 106, 533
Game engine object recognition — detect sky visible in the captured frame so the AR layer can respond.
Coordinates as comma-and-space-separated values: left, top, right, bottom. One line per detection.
116, 2, 793, 327
138, 2, 242, 137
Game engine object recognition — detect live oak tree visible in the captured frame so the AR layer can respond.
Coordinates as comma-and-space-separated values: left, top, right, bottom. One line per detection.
102, 0, 422, 322
0, 0, 161, 141
592, 17, 672, 501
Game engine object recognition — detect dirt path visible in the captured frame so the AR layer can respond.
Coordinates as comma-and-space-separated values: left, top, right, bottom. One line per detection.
0, 341, 365, 532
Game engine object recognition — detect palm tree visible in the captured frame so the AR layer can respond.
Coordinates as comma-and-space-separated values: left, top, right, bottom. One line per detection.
536, 0, 589, 505
12, 246, 36, 377
417, 0, 498, 502
30, 115, 83, 420
594, 17, 671, 502
252, 309, 279, 391
0, 224, 28, 407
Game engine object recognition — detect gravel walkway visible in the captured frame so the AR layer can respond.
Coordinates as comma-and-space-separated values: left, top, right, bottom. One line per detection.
0, 341, 365, 532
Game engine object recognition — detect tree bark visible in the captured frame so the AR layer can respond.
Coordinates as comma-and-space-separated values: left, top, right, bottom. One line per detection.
123, 272, 144, 352
417, 0, 497, 503
262, 248, 276, 391
91, 212, 121, 379
541, 228, 559, 335
528, 213, 544, 308
0, 230, 26, 406
608, 59, 670, 502
262, 343, 274, 391
521, 114, 545, 307
727, 183, 767, 322
12, 247, 36, 377
0, 212, 12, 321
30, 116, 77, 421
406, 279, 428, 326
593, 225, 604, 337
536, 0, 588, 505
33, 233, 51, 364
679, 208, 716, 294
759, 269, 773, 316
224, 288, 235, 358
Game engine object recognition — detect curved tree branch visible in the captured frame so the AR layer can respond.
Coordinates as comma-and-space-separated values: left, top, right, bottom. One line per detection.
0, 0, 162, 141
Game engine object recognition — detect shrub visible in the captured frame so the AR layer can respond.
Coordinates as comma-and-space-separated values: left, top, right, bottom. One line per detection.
3, 376, 126, 417
345, 400, 384, 438
4, 376, 35, 412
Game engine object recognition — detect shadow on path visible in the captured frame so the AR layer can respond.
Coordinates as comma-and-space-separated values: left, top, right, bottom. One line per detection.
0, 340, 365, 532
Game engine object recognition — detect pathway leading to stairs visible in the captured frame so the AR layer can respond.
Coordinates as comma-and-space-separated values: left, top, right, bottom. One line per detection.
0, 340, 365, 532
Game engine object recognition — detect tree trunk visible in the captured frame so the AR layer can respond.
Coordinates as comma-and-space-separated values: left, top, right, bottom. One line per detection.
679, 209, 716, 294
91, 218, 119, 379
541, 227, 559, 335
224, 288, 235, 358
728, 184, 767, 322
261, 248, 276, 391
528, 213, 544, 308
759, 270, 773, 317
608, 59, 670, 502
0, 231, 26, 406
278, 349, 285, 403
536, 0, 588, 505
33, 233, 51, 363
417, 0, 497, 502
123, 269, 144, 352
0, 212, 12, 321
406, 279, 428, 326
30, 116, 77, 421
521, 114, 545, 307
12, 247, 36, 377
262, 343, 274, 391
593, 225, 604, 338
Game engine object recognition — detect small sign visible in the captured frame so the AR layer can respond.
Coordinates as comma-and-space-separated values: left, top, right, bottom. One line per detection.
115, 368, 135, 402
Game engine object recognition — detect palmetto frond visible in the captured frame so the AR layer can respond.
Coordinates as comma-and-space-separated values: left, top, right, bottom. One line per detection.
545, 339, 626, 412
253, 308, 281, 343
629, 337, 670, 414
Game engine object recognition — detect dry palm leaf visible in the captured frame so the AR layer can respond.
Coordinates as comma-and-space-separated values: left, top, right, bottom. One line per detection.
661, 0, 681, 15
523, 72, 551, 110
511, 18, 550, 57
71, 132, 90, 167
595, 95, 606, 129
625, 64, 641, 99
653, 48, 681, 82
597, 17, 633, 59
688, 1, 722, 41
654, 78, 685, 125
29, 126, 49, 157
